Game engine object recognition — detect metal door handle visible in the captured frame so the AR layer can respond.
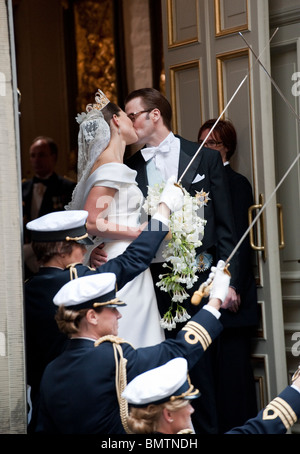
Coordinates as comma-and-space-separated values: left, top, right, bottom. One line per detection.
277, 203, 285, 249
248, 194, 266, 261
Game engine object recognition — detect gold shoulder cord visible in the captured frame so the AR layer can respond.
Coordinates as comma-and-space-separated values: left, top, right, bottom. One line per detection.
95, 335, 133, 434
65, 263, 81, 280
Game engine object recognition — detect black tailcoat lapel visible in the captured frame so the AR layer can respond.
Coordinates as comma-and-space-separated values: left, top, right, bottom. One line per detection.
177, 137, 203, 192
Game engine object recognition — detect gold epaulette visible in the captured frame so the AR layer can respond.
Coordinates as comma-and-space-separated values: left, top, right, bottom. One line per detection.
182, 321, 212, 351
263, 397, 298, 430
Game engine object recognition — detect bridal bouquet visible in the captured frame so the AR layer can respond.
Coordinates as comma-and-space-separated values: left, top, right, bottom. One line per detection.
143, 183, 209, 330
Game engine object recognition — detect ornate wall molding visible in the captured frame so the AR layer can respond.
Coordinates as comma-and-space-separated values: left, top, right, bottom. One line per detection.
73, 0, 118, 112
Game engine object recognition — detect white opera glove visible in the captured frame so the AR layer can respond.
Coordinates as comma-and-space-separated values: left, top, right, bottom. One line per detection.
209, 260, 230, 303
159, 176, 184, 212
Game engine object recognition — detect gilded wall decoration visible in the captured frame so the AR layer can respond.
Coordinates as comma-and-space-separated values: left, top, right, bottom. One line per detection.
73, 0, 118, 112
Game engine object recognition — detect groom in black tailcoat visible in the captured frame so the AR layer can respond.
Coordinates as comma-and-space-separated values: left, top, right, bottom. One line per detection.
125, 88, 240, 434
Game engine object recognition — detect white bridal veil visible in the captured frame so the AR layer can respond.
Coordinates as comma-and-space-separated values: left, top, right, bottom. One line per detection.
66, 96, 111, 211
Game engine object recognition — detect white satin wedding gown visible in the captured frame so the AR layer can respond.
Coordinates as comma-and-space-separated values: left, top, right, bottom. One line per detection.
83, 162, 165, 347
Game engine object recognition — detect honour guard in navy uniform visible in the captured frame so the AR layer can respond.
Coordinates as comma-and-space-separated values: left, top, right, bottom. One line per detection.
122, 357, 200, 434
25, 176, 183, 431
36, 261, 230, 433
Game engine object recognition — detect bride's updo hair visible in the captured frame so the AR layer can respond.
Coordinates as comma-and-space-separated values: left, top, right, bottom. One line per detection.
102, 102, 121, 124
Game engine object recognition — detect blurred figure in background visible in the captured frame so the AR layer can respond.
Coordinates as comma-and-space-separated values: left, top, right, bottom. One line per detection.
22, 136, 75, 276
198, 118, 259, 432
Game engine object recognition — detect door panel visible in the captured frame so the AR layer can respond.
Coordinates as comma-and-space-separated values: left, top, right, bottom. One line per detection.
170, 61, 204, 140
216, 49, 254, 185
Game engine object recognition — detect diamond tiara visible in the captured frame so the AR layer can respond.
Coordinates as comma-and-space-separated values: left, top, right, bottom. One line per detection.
86, 89, 110, 112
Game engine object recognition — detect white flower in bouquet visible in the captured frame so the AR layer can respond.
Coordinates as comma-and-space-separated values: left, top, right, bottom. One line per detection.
142, 183, 162, 216
143, 182, 209, 330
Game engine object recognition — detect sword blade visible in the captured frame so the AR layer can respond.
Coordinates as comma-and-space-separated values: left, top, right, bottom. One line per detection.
226, 32, 300, 265
178, 28, 279, 184
227, 150, 300, 264
239, 31, 300, 127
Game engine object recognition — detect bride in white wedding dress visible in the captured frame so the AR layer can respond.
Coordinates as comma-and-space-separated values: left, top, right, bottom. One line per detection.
67, 90, 165, 348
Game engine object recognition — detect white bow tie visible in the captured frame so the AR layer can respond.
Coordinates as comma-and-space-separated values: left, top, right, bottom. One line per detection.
141, 144, 170, 162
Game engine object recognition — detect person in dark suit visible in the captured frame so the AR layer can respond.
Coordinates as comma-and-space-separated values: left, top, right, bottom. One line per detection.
36, 260, 230, 434
25, 181, 183, 432
22, 136, 76, 276
198, 118, 259, 432
124, 88, 240, 433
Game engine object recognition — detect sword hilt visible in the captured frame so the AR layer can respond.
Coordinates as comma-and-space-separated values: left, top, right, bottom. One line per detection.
191, 263, 231, 306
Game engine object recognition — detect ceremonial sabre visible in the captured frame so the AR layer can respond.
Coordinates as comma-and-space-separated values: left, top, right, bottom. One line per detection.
178, 27, 279, 184
226, 32, 300, 265
239, 32, 300, 128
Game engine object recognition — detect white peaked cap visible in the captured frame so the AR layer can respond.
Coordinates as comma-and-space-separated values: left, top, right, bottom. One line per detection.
53, 273, 126, 310
122, 357, 199, 406
26, 210, 93, 245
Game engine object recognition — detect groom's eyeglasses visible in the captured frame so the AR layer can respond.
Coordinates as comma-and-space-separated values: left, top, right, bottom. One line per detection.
127, 110, 151, 123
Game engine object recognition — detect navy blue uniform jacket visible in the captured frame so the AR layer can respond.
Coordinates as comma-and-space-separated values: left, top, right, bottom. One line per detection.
227, 385, 300, 434
37, 308, 223, 434
25, 217, 168, 398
